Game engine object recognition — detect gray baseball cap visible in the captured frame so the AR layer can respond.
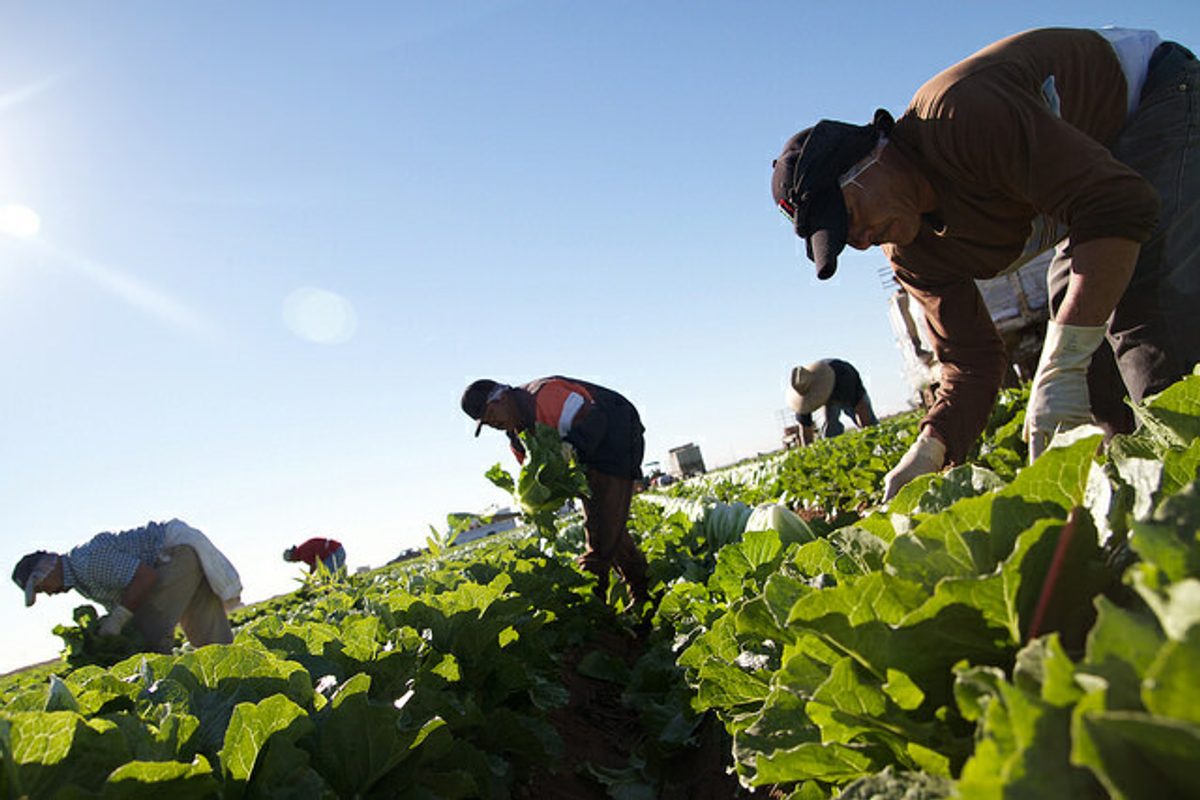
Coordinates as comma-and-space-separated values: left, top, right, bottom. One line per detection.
12, 551, 58, 607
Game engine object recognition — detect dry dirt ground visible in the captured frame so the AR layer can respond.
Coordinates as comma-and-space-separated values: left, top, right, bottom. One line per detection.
516, 627, 753, 800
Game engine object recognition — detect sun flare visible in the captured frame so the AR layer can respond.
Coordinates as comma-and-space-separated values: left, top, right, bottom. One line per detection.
282, 287, 358, 344
0, 204, 41, 238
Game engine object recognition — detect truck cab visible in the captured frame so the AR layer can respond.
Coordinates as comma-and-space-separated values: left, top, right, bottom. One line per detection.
667, 443, 707, 478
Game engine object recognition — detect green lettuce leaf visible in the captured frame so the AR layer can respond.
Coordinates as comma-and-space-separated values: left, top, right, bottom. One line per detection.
101, 756, 218, 798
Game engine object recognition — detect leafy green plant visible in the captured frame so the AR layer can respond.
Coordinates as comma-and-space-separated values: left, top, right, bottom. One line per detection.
5, 374, 1200, 798
52, 605, 153, 668
615, 373, 1198, 797
485, 422, 590, 537
425, 512, 477, 558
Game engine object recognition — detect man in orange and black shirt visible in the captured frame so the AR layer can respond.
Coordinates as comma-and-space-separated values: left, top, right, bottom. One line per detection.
462, 376, 649, 608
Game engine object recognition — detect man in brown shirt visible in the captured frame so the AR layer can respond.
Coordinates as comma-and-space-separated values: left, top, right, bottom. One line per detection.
771, 28, 1199, 498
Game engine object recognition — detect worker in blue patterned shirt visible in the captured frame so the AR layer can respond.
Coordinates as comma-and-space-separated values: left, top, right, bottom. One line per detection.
12, 519, 242, 653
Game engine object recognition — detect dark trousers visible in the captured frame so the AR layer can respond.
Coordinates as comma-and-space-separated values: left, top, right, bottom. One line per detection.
578, 469, 648, 601
1049, 43, 1200, 434
820, 394, 878, 439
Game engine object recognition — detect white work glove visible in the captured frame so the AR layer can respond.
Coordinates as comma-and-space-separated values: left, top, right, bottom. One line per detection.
884, 431, 947, 500
1023, 321, 1106, 462
97, 605, 134, 637
561, 441, 576, 463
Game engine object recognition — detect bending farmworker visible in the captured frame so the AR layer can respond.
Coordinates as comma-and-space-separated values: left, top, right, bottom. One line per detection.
770, 27, 1199, 498
787, 359, 878, 445
12, 519, 242, 653
462, 375, 650, 609
283, 536, 346, 574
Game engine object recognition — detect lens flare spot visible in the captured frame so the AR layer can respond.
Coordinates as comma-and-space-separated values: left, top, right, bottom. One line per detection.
0, 204, 41, 238
282, 287, 358, 344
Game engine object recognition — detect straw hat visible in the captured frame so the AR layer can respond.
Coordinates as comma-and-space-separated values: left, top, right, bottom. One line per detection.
786, 361, 835, 414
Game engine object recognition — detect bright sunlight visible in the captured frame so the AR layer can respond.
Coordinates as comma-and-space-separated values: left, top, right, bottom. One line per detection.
0, 203, 41, 238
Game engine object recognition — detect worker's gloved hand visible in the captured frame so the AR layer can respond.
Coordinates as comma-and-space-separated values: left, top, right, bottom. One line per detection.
1023, 321, 1106, 462
97, 605, 134, 637
561, 441, 577, 463
884, 431, 947, 500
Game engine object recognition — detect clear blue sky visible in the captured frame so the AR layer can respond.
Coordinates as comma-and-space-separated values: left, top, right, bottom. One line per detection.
2, 1, 1196, 671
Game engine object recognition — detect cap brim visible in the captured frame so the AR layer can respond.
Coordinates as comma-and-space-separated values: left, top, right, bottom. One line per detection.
795, 186, 848, 281
810, 230, 841, 280
24, 578, 37, 607
474, 420, 484, 437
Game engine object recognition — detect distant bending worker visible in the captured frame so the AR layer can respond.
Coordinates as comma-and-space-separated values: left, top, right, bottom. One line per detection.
283, 537, 346, 574
461, 375, 649, 609
787, 359, 878, 444
12, 519, 242, 653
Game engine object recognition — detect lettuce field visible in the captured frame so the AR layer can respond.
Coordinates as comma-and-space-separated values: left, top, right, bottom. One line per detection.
2, 372, 1199, 798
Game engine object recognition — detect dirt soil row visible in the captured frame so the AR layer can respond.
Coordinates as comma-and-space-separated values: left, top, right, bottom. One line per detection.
516, 626, 754, 800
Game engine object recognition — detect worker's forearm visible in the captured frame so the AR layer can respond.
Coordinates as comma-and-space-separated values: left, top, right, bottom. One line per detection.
120, 564, 158, 611
800, 426, 815, 445
1055, 238, 1140, 326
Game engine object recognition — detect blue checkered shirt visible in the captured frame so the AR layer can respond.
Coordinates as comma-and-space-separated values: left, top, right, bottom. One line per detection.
61, 522, 167, 609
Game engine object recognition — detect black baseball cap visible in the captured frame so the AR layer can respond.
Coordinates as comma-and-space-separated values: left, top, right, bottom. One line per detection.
461, 379, 504, 437
771, 109, 893, 279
